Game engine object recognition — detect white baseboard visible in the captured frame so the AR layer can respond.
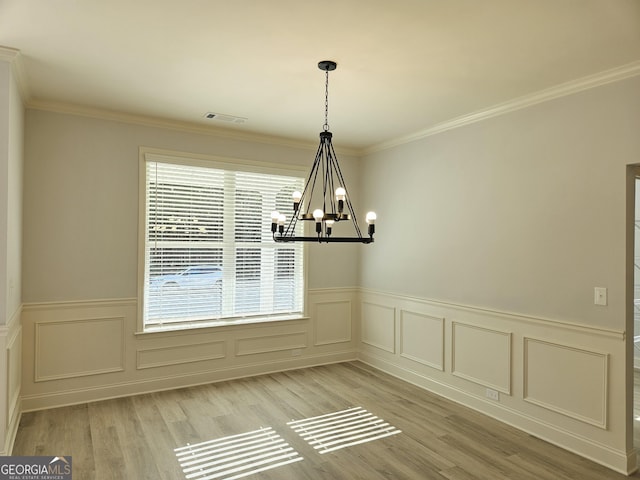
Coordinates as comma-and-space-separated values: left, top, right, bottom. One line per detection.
3, 399, 21, 455
21, 350, 356, 412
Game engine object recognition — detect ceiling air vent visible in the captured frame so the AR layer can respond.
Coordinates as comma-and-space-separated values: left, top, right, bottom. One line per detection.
203, 112, 247, 124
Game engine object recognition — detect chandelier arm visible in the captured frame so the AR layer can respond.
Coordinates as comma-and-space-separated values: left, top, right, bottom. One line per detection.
303, 141, 325, 214
298, 146, 323, 220
282, 142, 323, 237
324, 143, 336, 216
321, 141, 329, 215
327, 140, 364, 237
284, 211, 302, 237
326, 150, 340, 216
283, 185, 300, 236
283, 214, 298, 238
309, 147, 324, 215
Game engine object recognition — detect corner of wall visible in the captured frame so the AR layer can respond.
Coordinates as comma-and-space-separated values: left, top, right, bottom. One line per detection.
0, 306, 22, 455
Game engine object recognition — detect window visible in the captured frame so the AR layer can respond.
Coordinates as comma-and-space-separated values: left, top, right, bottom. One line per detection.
140, 151, 305, 331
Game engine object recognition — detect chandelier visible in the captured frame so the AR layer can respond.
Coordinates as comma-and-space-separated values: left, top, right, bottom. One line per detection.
271, 60, 376, 244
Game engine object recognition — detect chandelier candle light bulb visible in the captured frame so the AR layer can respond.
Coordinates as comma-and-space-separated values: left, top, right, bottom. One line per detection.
335, 187, 346, 213
271, 211, 280, 233
325, 219, 335, 236
292, 191, 302, 212
313, 209, 324, 234
366, 211, 377, 237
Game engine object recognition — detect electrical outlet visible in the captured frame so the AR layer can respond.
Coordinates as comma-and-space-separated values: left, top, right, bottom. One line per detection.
485, 388, 500, 401
291, 349, 302, 357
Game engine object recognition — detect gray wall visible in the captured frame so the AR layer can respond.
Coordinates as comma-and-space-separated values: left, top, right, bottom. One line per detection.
22, 110, 362, 303
360, 75, 640, 329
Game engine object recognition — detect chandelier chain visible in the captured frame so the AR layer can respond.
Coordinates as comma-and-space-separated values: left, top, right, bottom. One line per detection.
323, 70, 330, 131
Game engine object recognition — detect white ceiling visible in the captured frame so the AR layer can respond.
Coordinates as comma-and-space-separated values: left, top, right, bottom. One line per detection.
1, 0, 639, 151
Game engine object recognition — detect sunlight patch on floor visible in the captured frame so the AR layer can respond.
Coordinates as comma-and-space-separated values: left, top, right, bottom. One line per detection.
174, 427, 302, 480
288, 406, 402, 454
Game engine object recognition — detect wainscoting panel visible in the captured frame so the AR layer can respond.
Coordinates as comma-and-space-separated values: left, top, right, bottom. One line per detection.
361, 302, 396, 353
524, 337, 608, 428
357, 288, 630, 474
451, 322, 512, 394
21, 291, 359, 413
1, 307, 22, 456
6, 325, 21, 427
137, 340, 226, 369
314, 300, 352, 346
35, 316, 125, 382
400, 310, 444, 370
18, 289, 632, 474
235, 331, 308, 356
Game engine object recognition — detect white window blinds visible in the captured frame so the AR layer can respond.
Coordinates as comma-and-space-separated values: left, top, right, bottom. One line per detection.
143, 158, 304, 330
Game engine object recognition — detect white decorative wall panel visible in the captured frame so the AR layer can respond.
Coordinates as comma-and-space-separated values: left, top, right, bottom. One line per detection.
22, 295, 358, 411
35, 316, 125, 381
314, 300, 352, 346
235, 331, 308, 356
524, 337, 608, 428
137, 340, 226, 369
451, 322, 511, 394
358, 287, 627, 474
400, 310, 444, 370
6, 326, 21, 424
361, 302, 395, 353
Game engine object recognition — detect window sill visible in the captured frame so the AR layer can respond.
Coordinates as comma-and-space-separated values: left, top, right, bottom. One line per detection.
137, 313, 309, 336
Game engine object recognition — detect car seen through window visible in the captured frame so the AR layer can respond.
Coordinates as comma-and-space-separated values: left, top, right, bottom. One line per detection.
150, 266, 223, 290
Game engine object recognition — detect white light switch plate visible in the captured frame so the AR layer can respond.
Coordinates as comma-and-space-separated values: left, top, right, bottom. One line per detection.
594, 287, 607, 306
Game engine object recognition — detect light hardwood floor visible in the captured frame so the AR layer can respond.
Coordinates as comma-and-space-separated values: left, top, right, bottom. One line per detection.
12, 362, 639, 479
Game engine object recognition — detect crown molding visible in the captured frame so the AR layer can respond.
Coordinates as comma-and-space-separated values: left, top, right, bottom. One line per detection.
14, 53, 640, 158
364, 60, 640, 155
26, 99, 362, 157
0, 45, 31, 102
0, 46, 19, 63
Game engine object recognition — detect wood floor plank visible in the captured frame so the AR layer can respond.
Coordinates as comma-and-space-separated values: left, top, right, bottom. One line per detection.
129, 399, 184, 480
12, 361, 639, 479
87, 400, 131, 480
109, 397, 163, 480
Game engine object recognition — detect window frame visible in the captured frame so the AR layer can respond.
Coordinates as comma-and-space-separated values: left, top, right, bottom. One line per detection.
137, 147, 309, 333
